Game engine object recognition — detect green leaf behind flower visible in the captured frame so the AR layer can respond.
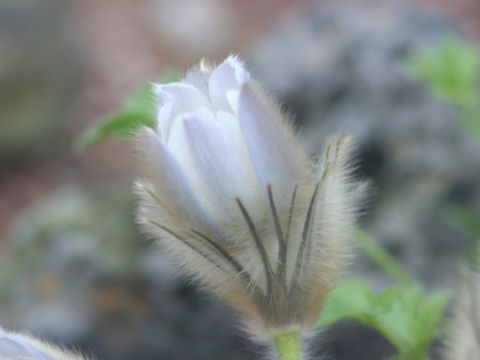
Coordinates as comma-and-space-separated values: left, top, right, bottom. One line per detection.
76, 71, 180, 149
407, 36, 479, 106
407, 36, 480, 139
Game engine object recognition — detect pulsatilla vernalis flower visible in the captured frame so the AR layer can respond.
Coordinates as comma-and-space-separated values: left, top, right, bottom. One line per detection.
135, 55, 363, 338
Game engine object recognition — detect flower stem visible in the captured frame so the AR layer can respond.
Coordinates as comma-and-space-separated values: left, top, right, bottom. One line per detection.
353, 228, 414, 287
274, 330, 301, 360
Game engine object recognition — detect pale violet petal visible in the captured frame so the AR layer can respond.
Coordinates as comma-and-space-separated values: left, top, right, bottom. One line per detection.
182, 109, 264, 223
138, 127, 225, 238
153, 83, 210, 142
226, 90, 240, 114
155, 90, 174, 142
166, 109, 206, 180
185, 70, 211, 97
237, 82, 299, 203
208, 56, 249, 111
167, 108, 216, 201
228, 55, 249, 84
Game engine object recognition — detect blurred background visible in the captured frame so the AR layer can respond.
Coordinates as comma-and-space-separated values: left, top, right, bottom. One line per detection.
1, 0, 480, 359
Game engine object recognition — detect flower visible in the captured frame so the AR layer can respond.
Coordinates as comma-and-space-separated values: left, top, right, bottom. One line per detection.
135, 55, 363, 341
0, 327, 89, 360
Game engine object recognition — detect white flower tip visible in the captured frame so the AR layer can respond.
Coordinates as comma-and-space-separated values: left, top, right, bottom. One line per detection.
152, 82, 166, 97
226, 54, 249, 84
224, 53, 243, 67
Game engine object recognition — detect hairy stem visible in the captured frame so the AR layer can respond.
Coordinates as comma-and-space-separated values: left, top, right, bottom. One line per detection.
274, 330, 302, 360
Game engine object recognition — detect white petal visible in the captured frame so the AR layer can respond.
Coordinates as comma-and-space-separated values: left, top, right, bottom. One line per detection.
237, 82, 299, 203
229, 55, 249, 84
138, 127, 224, 237
166, 110, 202, 179
226, 90, 240, 114
182, 109, 264, 222
185, 70, 210, 97
155, 90, 174, 142
153, 83, 210, 142
209, 56, 249, 111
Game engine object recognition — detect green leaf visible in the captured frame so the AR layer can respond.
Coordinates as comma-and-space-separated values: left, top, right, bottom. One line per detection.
407, 36, 480, 139
373, 287, 417, 350
125, 83, 157, 117
77, 112, 155, 148
417, 292, 448, 336
76, 71, 181, 149
316, 279, 374, 328
77, 83, 157, 149
316, 280, 448, 360
373, 287, 447, 354
407, 36, 480, 106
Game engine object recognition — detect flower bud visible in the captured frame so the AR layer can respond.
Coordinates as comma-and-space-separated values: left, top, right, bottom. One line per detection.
135, 55, 364, 341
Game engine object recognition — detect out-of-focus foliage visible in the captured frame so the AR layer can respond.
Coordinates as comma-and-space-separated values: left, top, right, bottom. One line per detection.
444, 205, 480, 241
406, 35, 480, 360
409, 36, 480, 254
353, 229, 414, 287
407, 36, 480, 138
317, 280, 447, 360
77, 71, 180, 148
408, 37, 479, 105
